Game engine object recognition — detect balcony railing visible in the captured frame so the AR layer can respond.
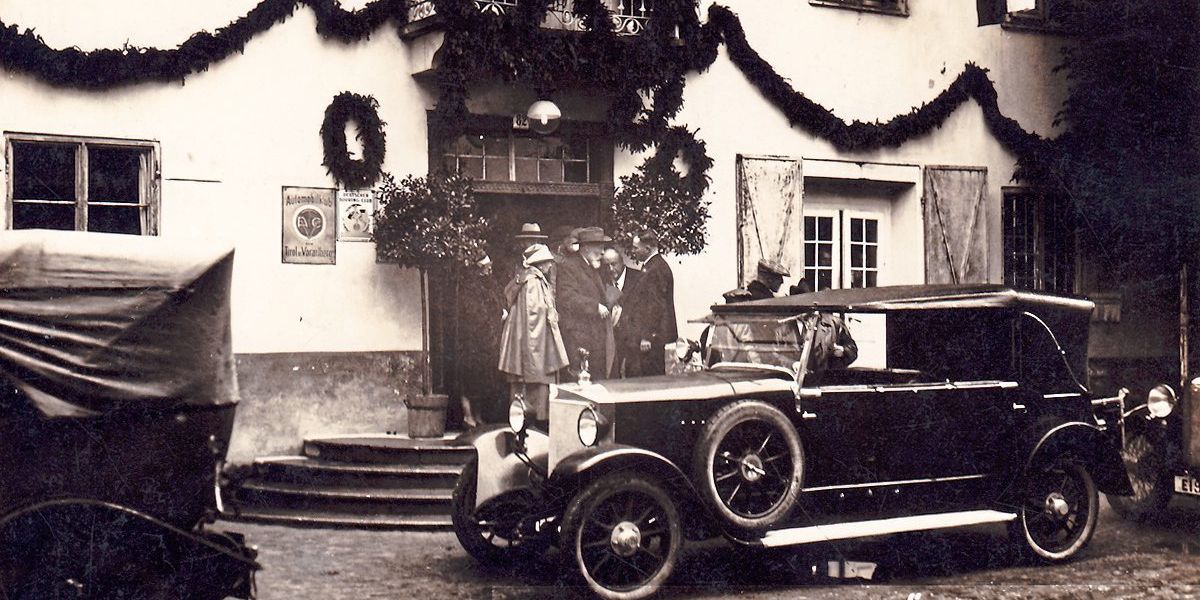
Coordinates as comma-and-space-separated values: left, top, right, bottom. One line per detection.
407, 0, 653, 36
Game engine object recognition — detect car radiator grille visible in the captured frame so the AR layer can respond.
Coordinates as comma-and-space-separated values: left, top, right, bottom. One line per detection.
549, 398, 590, 476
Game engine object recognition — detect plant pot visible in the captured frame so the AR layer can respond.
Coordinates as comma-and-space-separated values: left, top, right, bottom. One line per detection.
404, 393, 450, 438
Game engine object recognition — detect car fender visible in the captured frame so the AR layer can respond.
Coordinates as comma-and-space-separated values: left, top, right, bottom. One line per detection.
469, 425, 549, 510
1025, 421, 1133, 496
547, 445, 712, 533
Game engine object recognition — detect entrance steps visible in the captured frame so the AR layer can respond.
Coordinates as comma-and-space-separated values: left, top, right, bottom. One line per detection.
223, 433, 472, 530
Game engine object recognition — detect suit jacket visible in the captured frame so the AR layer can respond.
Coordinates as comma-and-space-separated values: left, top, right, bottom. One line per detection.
556, 254, 608, 378
638, 253, 678, 348
611, 267, 645, 354
746, 279, 775, 301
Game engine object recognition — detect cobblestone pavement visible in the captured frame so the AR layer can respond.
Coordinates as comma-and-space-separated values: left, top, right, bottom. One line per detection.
226, 497, 1200, 600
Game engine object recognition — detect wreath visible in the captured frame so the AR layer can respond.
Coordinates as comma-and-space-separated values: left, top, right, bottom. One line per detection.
320, 91, 387, 189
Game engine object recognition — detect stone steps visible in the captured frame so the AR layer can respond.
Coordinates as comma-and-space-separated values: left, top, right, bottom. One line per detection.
224, 433, 472, 530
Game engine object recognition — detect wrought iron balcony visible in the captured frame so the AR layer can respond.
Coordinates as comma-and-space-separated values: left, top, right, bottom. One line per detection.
407, 0, 653, 36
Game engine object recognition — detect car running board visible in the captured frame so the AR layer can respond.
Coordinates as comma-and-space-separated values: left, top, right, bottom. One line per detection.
753, 509, 1018, 548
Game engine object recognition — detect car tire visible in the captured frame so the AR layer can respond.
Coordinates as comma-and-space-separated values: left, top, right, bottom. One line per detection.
559, 472, 682, 600
451, 456, 542, 566
1008, 459, 1099, 563
1107, 432, 1172, 522
693, 400, 803, 532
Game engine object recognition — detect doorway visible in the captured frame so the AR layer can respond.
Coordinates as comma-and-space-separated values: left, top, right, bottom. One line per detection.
428, 192, 602, 427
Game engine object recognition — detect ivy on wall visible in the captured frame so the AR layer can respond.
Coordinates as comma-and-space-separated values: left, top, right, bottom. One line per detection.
0, 0, 1049, 257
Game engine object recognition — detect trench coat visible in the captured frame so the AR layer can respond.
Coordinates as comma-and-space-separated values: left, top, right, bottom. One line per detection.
498, 266, 569, 383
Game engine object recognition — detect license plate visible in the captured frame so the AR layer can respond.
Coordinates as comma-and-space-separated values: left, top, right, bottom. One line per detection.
1175, 474, 1200, 496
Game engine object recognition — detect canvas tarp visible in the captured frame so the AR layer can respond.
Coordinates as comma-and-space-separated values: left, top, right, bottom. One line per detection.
923, 166, 988, 284
0, 230, 237, 417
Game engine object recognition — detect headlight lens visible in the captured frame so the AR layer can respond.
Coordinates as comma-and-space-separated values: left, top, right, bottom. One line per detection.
1147, 384, 1176, 418
578, 407, 600, 446
509, 397, 528, 433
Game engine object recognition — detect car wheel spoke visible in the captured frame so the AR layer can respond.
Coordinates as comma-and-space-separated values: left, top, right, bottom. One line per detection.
726, 482, 743, 505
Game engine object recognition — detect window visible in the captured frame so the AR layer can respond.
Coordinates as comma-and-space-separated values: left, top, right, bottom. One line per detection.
6, 135, 159, 235
444, 132, 595, 184
1003, 187, 1074, 293
809, 0, 908, 17
804, 210, 883, 291
1002, 0, 1064, 32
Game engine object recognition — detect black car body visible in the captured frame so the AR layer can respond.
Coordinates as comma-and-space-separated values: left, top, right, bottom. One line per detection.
453, 284, 1134, 599
0, 231, 259, 599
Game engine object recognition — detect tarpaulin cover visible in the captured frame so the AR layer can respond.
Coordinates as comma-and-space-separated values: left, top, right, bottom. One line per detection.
0, 230, 237, 417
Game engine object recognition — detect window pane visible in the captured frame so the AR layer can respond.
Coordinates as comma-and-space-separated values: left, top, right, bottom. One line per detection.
538, 160, 563, 183
865, 219, 878, 242
850, 218, 863, 243
805, 216, 815, 240
818, 271, 832, 291
88, 146, 142, 204
851, 244, 863, 268
539, 137, 564, 159
817, 216, 832, 240
563, 161, 587, 183
456, 135, 484, 156
88, 205, 141, 235
459, 157, 484, 179
866, 245, 877, 267
866, 271, 877, 287
818, 244, 833, 267
12, 202, 75, 230
851, 271, 864, 288
514, 137, 541, 159
483, 136, 508, 157
563, 138, 588, 161
514, 158, 538, 182
484, 157, 509, 181
13, 142, 75, 201
804, 244, 815, 266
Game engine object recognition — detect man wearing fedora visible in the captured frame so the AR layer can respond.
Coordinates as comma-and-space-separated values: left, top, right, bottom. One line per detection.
556, 227, 612, 380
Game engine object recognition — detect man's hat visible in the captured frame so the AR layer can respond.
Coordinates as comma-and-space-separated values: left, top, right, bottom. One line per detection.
514, 222, 549, 240
574, 227, 612, 245
757, 258, 790, 278
524, 244, 556, 266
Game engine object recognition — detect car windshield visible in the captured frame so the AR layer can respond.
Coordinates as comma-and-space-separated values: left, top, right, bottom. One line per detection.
705, 316, 805, 372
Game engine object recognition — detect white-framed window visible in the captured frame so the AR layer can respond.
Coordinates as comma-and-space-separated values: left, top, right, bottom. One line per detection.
809, 0, 908, 17
1002, 0, 1064, 32
1002, 187, 1075, 293
5, 133, 160, 235
443, 132, 592, 184
804, 209, 884, 291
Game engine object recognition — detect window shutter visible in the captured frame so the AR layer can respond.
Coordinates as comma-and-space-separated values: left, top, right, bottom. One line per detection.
923, 166, 988, 284
735, 155, 803, 285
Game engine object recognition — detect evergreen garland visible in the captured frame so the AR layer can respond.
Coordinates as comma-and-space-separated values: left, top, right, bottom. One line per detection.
0, 0, 1052, 257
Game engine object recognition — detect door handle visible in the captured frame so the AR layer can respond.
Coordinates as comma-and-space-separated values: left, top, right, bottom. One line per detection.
1012, 402, 1027, 412
801, 411, 818, 420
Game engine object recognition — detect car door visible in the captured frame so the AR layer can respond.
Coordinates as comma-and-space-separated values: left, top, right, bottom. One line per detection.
872, 381, 1017, 482
795, 385, 885, 487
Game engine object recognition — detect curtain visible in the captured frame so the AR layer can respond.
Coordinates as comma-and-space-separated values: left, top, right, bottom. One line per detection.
923, 166, 988, 284
735, 155, 803, 285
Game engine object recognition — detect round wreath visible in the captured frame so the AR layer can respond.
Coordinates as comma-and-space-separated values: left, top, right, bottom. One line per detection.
321, 91, 387, 189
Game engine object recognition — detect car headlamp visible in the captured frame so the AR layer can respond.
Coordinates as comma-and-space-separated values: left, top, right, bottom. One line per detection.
509, 397, 529, 433
1147, 384, 1176, 418
577, 406, 608, 447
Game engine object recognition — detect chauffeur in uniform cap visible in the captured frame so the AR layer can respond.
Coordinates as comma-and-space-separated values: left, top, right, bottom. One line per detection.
724, 258, 790, 303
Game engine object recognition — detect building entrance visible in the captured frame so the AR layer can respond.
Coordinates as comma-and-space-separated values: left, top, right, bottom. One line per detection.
428, 192, 601, 428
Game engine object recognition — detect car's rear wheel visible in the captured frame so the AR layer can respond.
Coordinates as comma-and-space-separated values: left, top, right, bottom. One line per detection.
1107, 431, 1171, 521
694, 400, 802, 532
451, 457, 542, 566
559, 472, 682, 600
1008, 460, 1098, 562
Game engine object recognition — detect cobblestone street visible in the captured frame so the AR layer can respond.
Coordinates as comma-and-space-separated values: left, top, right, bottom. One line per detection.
229, 497, 1200, 600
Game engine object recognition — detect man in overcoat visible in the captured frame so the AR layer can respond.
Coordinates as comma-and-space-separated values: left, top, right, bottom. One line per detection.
556, 227, 612, 380
629, 229, 678, 376
497, 245, 569, 422
603, 246, 643, 378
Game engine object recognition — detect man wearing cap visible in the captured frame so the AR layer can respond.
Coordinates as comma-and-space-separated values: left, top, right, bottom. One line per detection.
498, 244, 569, 423
556, 227, 612, 380
747, 258, 790, 300
629, 229, 677, 376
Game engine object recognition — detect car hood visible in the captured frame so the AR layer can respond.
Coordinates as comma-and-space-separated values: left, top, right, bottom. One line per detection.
554, 369, 794, 405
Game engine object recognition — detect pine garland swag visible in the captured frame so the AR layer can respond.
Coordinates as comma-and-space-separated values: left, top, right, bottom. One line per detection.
320, 92, 387, 189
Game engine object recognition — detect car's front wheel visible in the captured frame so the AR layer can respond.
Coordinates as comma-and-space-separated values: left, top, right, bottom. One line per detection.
559, 472, 682, 600
1008, 460, 1098, 562
451, 456, 543, 566
1107, 431, 1172, 521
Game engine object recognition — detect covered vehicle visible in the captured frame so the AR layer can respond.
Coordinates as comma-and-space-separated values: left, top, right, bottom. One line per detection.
452, 284, 1134, 599
0, 231, 258, 599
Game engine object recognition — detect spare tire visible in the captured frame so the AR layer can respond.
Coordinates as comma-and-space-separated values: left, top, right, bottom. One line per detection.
693, 400, 803, 531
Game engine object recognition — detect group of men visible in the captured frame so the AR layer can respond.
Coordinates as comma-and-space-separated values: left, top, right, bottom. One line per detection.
490, 222, 677, 423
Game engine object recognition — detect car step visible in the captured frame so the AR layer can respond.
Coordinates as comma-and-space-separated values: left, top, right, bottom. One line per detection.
754, 509, 1017, 548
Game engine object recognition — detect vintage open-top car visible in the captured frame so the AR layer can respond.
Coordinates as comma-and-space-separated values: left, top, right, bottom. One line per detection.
0, 231, 259, 599
452, 284, 1139, 599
